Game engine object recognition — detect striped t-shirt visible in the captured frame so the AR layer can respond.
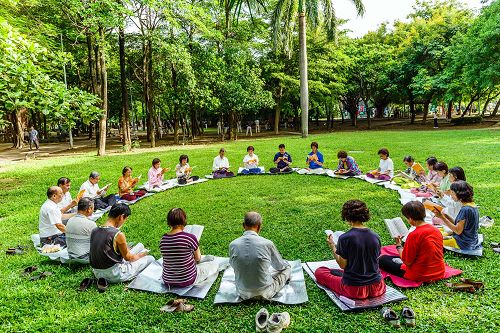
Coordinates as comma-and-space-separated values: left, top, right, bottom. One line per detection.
160, 231, 199, 287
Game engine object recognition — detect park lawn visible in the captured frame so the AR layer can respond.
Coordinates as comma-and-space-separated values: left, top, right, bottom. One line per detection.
0, 128, 499, 333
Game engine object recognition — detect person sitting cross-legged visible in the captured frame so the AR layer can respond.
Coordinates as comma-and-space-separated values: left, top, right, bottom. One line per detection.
160, 208, 219, 287
212, 148, 235, 178
118, 166, 147, 201
65, 197, 97, 263
379, 201, 445, 282
270, 144, 293, 174
39, 186, 67, 246
229, 212, 291, 300
148, 158, 170, 189
241, 146, 263, 174
90, 204, 155, 283
306, 141, 324, 170
176, 155, 200, 184
366, 148, 393, 181
314, 200, 386, 299
80, 171, 116, 210
334, 150, 361, 176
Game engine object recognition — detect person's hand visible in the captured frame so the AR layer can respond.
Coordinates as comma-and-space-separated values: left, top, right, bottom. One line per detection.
70, 199, 78, 207
394, 236, 403, 247
161, 167, 169, 174
326, 235, 336, 251
277, 157, 283, 161
133, 178, 139, 184
418, 170, 426, 176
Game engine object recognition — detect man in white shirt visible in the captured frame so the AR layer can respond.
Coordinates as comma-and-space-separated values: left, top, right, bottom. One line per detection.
212, 148, 234, 178
39, 186, 66, 246
66, 197, 97, 262
80, 171, 116, 210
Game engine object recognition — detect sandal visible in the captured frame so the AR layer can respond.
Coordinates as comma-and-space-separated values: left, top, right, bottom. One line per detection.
79, 278, 95, 292
401, 307, 416, 327
29, 271, 53, 281
380, 307, 400, 328
459, 278, 484, 290
160, 299, 194, 313
445, 282, 476, 293
97, 278, 108, 293
6, 248, 24, 255
22, 266, 38, 275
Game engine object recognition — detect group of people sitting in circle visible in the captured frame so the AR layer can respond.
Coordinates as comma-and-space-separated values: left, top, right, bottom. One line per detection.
37, 142, 480, 301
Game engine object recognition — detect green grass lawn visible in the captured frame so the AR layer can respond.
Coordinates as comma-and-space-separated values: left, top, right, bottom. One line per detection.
0, 128, 499, 332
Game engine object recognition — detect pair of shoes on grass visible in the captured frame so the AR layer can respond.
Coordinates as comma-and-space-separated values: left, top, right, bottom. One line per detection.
255, 308, 290, 333
491, 242, 500, 254
445, 278, 484, 293
381, 306, 415, 328
79, 277, 108, 293
6, 245, 26, 255
160, 299, 194, 313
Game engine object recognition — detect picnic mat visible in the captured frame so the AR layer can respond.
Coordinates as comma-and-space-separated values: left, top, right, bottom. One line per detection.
176, 178, 209, 187
31, 234, 72, 263
325, 170, 351, 179
237, 167, 266, 174
444, 234, 484, 257
380, 245, 462, 288
213, 260, 308, 305
355, 175, 389, 185
302, 260, 407, 311
88, 206, 112, 222
127, 256, 229, 299
139, 179, 178, 192
296, 168, 327, 175
118, 192, 155, 205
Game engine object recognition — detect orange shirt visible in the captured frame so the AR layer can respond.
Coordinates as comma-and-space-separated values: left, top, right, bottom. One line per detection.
118, 176, 135, 196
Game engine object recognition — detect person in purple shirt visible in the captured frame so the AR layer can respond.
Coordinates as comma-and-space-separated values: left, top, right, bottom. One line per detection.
270, 144, 293, 174
334, 150, 362, 176
306, 142, 324, 169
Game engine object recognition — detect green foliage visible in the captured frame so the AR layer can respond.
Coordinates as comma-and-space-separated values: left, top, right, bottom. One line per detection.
450, 115, 483, 125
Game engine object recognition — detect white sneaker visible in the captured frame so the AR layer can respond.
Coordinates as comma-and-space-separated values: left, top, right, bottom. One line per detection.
255, 308, 269, 332
267, 312, 290, 333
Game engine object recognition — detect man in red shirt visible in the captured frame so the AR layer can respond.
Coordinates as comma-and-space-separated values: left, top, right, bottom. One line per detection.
379, 201, 445, 282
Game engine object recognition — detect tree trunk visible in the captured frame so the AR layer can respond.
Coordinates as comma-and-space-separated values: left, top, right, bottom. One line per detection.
68, 124, 74, 149
143, 39, 155, 147
298, 10, 309, 138
274, 88, 282, 135
422, 100, 431, 124
364, 100, 371, 129
409, 94, 416, 124
491, 99, 500, 116
462, 97, 477, 118
13, 109, 25, 149
446, 101, 453, 120
86, 33, 97, 95
97, 27, 107, 156
119, 25, 131, 151
173, 110, 179, 144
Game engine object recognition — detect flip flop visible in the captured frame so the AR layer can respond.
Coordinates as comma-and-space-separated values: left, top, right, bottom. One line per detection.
160, 299, 194, 313
6, 248, 24, 255
459, 278, 484, 290
380, 307, 400, 328
79, 278, 95, 292
97, 278, 108, 293
445, 282, 476, 293
22, 266, 38, 275
29, 271, 53, 281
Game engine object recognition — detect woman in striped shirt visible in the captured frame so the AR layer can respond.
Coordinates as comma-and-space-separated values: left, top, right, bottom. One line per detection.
160, 208, 218, 287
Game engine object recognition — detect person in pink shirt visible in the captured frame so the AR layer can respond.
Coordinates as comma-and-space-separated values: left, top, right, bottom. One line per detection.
148, 158, 170, 188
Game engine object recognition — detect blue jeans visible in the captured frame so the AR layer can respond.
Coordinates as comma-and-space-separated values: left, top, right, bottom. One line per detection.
241, 168, 262, 175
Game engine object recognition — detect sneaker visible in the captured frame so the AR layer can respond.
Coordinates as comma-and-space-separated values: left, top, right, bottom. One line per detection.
255, 308, 269, 332
267, 312, 290, 333
381, 307, 400, 328
401, 307, 416, 327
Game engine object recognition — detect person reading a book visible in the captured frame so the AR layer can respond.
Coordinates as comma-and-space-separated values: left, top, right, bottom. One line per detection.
433, 181, 480, 250
241, 146, 263, 174
306, 142, 324, 170
366, 148, 393, 180
160, 208, 218, 287
176, 155, 200, 184
56, 177, 78, 215
118, 166, 147, 201
80, 171, 116, 210
270, 144, 293, 174
424, 157, 441, 184
334, 150, 361, 176
65, 197, 97, 263
401, 156, 425, 182
427, 162, 451, 196
433, 167, 467, 224
212, 148, 235, 178
90, 204, 154, 283
148, 158, 170, 188
39, 186, 67, 246
379, 201, 445, 282
314, 200, 386, 299
229, 212, 291, 300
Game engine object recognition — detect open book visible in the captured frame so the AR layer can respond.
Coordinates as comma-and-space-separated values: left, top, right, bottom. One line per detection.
393, 171, 413, 180
130, 243, 149, 255
384, 217, 409, 239
423, 200, 444, 213
411, 162, 425, 175
76, 189, 86, 200
184, 224, 204, 241
325, 230, 344, 245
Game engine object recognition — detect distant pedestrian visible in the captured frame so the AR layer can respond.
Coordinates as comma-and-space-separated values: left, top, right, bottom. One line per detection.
433, 112, 439, 129
246, 123, 252, 136
255, 119, 260, 133
29, 126, 40, 150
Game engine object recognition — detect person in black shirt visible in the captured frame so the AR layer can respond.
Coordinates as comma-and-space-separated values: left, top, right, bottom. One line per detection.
270, 144, 293, 174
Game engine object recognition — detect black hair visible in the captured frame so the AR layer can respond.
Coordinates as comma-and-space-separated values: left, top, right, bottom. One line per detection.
449, 166, 466, 181
78, 197, 94, 211
152, 158, 161, 166
122, 166, 132, 176
179, 154, 189, 163
434, 162, 449, 174
47, 186, 59, 198
278, 144, 285, 149
401, 201, 426, 220
341, 200, 370, 223
108, 203, 131, 218
377, 148, 389, 157
451, 181, 474, 203
167, 208, 187, 227
403, 156, 414, 163
311, 142, 319, 149
247, 146, 254, 152
57, 177, 70, 186
426, 157, 438, 169
244, 212, 262, 228
337, 150, 348, 159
